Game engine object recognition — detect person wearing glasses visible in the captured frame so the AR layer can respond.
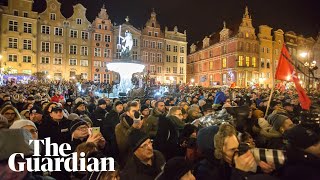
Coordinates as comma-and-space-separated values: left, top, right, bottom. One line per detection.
10, 119, 38, 140
121, 129, 165, 180
0, 105, 21, 126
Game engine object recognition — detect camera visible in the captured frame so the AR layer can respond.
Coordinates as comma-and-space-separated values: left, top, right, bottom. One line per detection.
133, 111, 144, 122
238, 143, 286, 169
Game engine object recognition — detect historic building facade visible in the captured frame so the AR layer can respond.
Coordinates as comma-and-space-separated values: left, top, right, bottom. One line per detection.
187, 7, 259, 87
0, 0, 38, 75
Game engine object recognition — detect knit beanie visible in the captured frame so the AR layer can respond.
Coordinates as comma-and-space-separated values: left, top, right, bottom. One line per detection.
97, 99, 107, 106
0, 115, 8, 129
140, 105, 149, 112
68, 113, 80, 121
284, 124, 320, 149
272, 114, 289, 132
9, 120, 37, 130
157, 157, 193, 180
69, 119, 88, 134
128, 129, 149, 152
74, 101, 86, 110
114, 100, 123, 108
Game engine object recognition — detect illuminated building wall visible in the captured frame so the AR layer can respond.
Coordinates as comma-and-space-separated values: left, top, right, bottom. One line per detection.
164, 26, 187, 84
0, 0, 38, 75
91, 5, 114, 83
141, 10, 165, 84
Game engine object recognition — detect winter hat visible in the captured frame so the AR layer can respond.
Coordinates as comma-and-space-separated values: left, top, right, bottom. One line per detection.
30, 106, 43, 114
284, 125, 320, 149
80, 115, 93, 127
140, 105, 149, 112
198, 99, 206, 107
271, 114, 289, 132
128, 129, 149, 152
114, 100, 123, 108
0, 115, 8, 129
97, 99, 107, 106
68, 113, 80, 121
66, 98, 73, 103
9, 120, 37, 130
69, 119, 88, 134
26, 96, 34, 101
157, 157, 193, 180
74, 101, 86, 110
75, 97, 83, 105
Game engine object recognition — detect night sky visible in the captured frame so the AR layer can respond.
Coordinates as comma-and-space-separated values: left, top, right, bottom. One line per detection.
16, 0, 320, 44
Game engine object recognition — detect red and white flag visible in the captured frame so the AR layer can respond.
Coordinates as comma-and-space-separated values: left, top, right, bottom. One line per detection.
275, 44, 311, 110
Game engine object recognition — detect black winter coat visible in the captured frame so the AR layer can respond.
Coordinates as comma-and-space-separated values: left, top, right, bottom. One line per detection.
91, 107, 107, 128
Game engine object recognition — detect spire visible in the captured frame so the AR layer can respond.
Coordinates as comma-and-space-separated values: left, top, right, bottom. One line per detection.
151, 8, 156, 20
223, 21, 226, 29
243, 6, 250, 19
102, 4, 105, 9
98, 4, 108, 19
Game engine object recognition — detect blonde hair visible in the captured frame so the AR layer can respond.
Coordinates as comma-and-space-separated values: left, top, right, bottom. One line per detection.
214, 123, 237, 160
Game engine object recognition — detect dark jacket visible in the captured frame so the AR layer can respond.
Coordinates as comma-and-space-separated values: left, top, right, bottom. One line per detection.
167, 115, 185, 138
144, 108, 164, 138
120, 150, 165, 180
91, 107, 107, 128
153, 115, 181, 160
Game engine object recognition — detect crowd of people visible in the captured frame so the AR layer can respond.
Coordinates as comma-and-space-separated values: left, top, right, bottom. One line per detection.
0, 80, 319, 180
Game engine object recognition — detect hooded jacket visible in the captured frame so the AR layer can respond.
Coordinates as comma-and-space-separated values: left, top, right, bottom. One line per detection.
144, 108, 164, 138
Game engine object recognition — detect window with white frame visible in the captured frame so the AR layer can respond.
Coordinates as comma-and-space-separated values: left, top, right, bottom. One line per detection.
167, 44, 171, 51
173, 45, 178, 52
166, 55, 171, 62
22, 70, 31, 75
13, 10, 18, 16
41, 57, 50, 64
23, 39, 32, 50
54, 43, 63, 53
69, 59, 77, 66
173, 67, 177, 73
105, 35, 111, 42
151, 53, 156, 62
150, 65, 155, 73
155, 32, 158, 37
81, 73, 88, 79
143, 52, 148, 61
180, 46, 185, 53
9, 38, 18, 49
116, 49, 121, 59
50, 13, 56, 20
98, 24, 102, 29
104, 48, 111, 58
94, 48, 101, 57
133, 39, 138, 47
94, 61, 101, 67
69, 45, 77, 54
180, 67, 184, 74
151, 41, 156, 49
144, 40, 149, 48
166, 67, 171, 73
76, 18, 82, 25
158, 42, 162, 49
173, 56, 178, 63
94, 74, 101, 81
104, 25, 108, 30
9, 20, 18, 31
23, 23, 32, 33
80, 60, 88, 66
10, 69, 18, 74
132, 51, 138, 60
23, 56, 31, 63
53, 58, 62, 65
23, 12, 28, 18
148, 31, 152, 36
81, 31, 89, 40
94, 33, 102, 41
81, 46, 88, 56
8, 54, 17, 62
41, 25, 50, 34
54, 27, 63, 36
70, 29, 78, 38
157, 53, 162, 62
104, 74, 110, 83
157, 66, 162, 73
180, 56, 184, 63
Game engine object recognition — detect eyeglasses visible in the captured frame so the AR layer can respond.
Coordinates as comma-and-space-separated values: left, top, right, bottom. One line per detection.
139, 140, 153, 149
29, 129, 38, 134
76, 126, 88, 131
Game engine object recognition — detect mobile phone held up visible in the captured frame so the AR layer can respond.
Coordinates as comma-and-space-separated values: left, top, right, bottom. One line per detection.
88, 127, 100, 135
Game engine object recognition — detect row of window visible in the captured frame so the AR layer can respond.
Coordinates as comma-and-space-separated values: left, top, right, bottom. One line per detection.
148, 31, 159, 37
7, 55, 32, 63
142, 52, 162, 62
165, 67, 184, 74
166, 44, 185, 53
93, 74, 111, 83
166, 55, 185, 63
40, 57, 88, 66
8, 38, 32, 50
143, 40, 162, 49
94, 33, 111, 42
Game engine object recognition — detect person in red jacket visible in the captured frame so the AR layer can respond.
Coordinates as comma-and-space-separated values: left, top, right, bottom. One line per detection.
51, 91, 64, 103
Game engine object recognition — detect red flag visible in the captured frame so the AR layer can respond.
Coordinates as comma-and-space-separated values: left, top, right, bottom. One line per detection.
275, 44, 311, 110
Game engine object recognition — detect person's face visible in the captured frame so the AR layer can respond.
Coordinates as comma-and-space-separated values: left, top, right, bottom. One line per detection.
30, 113, 43, 123
67, 102, 72, 105
222, 135, 239, 165
3, 110, 16, 122
142, 108, 150, 117
126, 106, 140, 119
157, 102, 165, 112
134, 139, 154, 161
284, 106, 293, 112
72, 125, 89, 139
3, 96, 10, 101
174, 110, 183, 120
22, 125, 38, 140
50, 110, 63, 120
27, 100, 35, 104
281, 119, 294, 133
27, 104, 33, 110
225, 99, 231, 105
106, 100, 111, 105
24, 112, 30, 119
180, 170, 196, 180
100, 104, 107, 110
77, 104, 86, 111
116, 104, 123, 113
145, 100, 150, 105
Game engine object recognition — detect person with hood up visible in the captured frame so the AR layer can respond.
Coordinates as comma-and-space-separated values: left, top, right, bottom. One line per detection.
91, 99, 108, 128
0, 105, 21, 126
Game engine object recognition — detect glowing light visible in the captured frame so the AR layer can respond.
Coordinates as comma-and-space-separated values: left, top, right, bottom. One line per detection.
155, 92, 161, 96
299, 81, 303, 84
107, 62, 145, 93
0, 55, 3, 59
286, 75, 290, 81
300, 52, 308, 58
169, 76, 174, 81
47, 75, 51, 79
191, 78, 195, 83
71, 76, 75, 79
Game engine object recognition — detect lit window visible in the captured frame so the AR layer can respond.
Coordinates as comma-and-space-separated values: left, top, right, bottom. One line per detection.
222, 58, 227, 68
238, 56, 243, 66
246, 56, 250, 67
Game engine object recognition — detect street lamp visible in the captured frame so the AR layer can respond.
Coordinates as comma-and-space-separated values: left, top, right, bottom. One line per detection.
191, 78, 194, 83
301, 51, 317, 93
